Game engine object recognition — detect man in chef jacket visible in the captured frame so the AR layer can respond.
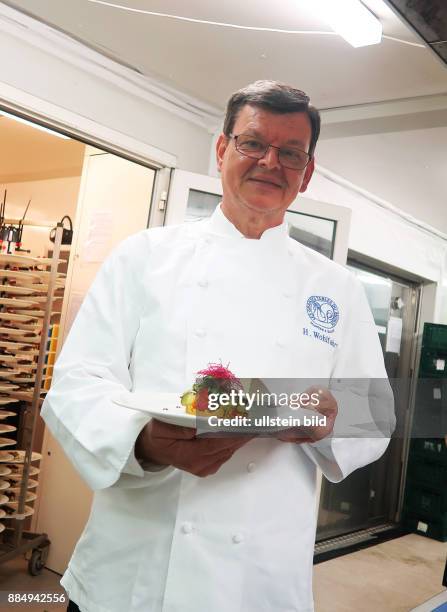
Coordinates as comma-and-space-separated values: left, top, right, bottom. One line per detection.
42, 80, 395, 612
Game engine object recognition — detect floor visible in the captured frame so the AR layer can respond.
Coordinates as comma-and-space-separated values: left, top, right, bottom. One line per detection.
314, 533, 447, 612
0, 534, 445, 611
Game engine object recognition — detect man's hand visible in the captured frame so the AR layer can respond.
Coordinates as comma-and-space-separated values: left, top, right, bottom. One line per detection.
276, 386, 337, 444
135, 419, 252, 477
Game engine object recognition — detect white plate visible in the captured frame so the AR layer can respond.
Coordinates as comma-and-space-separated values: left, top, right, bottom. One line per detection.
21, 277, 48, 292
0, 254, 64, 267
33, 257, 65, 267
3, 503, 34, 517
0, 326, 30, 336
0, 450, 41, 463
0, 254, 39, 266
10, 310, 48, 318
32, 270, 66, 280
6, 336, 40, 344
15, 348, 39, 357
0, 312, 38, 322
10, 323, 42, 333
0, 340, 33, 350
6, 465, 40, 477
5, 490, 36, 503
0, 285, 37, 296
0, 494, 9, 504
0, 425, 16, 433
0, 438, 16, 448
8, 479, 38, 490
7, 391, 34, 401
0, 399, 19, 406
0, 270, 40, 281
0, 480, 9, 490
0, 354, 18, 363
9, 363, 37, 373
0, 383, 19, 392
113, 392, 198, 428
0, 297, 39, 308
0, 370, 21, 379
1, 353, 35, 363
0, 465, 12, 476
0, 411, 16, 420
7, 375, 36, 384
27, 295, 53, 303
0, 452, 14, 462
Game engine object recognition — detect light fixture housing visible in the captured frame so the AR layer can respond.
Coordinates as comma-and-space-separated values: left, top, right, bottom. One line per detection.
311, 0, 383, 48
0, 111, 70, 139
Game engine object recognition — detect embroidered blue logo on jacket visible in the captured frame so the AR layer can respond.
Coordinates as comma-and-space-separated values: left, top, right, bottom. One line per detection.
306, 296, 339, 333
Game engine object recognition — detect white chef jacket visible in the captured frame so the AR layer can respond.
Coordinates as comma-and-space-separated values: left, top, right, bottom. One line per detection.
42, 204, 394, 612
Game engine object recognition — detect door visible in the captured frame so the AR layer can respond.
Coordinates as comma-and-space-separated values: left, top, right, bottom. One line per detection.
35, 148, 156, 573
316, 263, 420, 541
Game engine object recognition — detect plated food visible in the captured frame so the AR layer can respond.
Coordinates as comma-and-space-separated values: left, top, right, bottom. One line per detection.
6, 490, 36, 503
0, 270, 40, 281
7, 478, 38, 490
0, 438, 16, 448
0, 285, 38, 296
0, 297, 40, 308
0, 312, 38, 323
2, 503, 34, 517
0, 450, 41, 463
0, 383, 19, 392
180, 364, 248, 418
0, 424, 16, 433
5, 465, 40, 477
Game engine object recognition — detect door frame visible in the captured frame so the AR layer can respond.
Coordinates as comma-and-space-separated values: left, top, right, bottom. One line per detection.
0, 82, 176, 170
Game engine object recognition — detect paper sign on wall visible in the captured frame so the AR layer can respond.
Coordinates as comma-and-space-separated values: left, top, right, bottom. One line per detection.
82, 211, 114, 263
385, 316, 402, 354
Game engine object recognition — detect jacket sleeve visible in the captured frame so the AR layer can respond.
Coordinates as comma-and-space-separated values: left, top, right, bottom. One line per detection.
302, 276, 396, 483
41, 232, 175, 490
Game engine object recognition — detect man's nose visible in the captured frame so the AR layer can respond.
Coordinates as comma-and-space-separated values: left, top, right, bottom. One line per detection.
258, 145, 282, 170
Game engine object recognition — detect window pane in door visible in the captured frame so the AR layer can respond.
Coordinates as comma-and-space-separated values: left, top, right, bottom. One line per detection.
185, 189, 221, 221
286, 211, 335, 259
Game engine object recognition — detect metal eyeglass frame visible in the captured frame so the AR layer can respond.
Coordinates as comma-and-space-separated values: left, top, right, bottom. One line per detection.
229, 133, 312, 171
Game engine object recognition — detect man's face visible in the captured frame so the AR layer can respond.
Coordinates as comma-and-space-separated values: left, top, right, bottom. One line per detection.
216, 105, 315, 220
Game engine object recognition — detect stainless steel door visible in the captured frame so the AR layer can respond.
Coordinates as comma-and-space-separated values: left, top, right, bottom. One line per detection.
316, 263, 420, 541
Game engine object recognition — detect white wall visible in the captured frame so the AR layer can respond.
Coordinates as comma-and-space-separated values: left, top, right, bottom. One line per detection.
305, 169, 447, 324
307, 170, 446, 282
0, 8, 214, 174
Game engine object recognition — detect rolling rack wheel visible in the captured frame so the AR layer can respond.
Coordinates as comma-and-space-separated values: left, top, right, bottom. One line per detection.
28, 545, 49, 576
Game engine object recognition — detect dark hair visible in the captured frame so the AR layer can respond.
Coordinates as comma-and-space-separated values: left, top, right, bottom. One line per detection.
223, 80, 321, 157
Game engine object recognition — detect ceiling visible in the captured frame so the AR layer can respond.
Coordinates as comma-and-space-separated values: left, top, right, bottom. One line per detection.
4, 0, 447, 234
0, 116, 85, 184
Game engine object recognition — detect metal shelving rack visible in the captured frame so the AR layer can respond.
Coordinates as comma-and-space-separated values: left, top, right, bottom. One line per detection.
0, 223, 64, 574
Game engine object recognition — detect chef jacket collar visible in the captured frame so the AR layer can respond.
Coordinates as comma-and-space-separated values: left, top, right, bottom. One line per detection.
205, 203, 289, 245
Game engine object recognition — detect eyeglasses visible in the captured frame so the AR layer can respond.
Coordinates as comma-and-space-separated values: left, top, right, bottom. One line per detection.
230, 133, 311, 171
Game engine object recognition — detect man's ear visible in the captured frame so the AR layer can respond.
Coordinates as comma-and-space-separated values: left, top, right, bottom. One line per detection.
299, 157, 315, 193
216, 133, 229, 172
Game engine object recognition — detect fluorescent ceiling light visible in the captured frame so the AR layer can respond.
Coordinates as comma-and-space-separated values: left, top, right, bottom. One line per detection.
310, 0, 383, 47
0, 111, 70, 139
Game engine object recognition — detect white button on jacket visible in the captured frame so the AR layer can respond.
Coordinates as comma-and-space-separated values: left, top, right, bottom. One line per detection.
42, 205, 394, 612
